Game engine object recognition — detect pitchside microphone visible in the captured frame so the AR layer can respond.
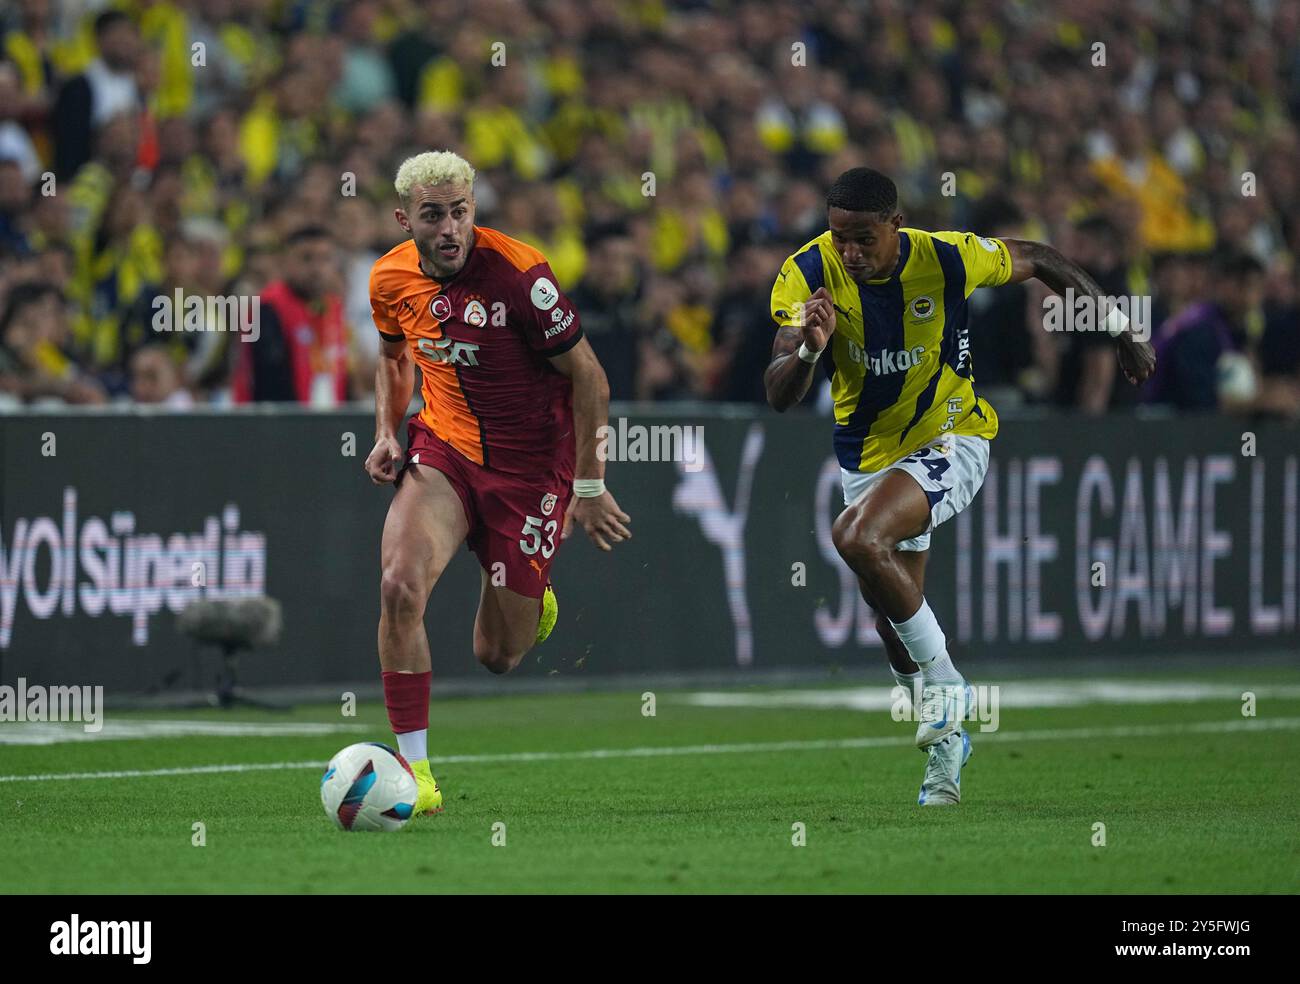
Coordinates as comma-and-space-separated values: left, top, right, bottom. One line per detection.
177, 597, 285, 710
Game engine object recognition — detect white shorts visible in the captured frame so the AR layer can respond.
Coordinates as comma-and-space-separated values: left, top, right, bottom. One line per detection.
840, 433, 990, 552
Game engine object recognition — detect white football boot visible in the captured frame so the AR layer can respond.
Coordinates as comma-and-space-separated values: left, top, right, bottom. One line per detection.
915, 681, 973, 749
918, 729, 972, 806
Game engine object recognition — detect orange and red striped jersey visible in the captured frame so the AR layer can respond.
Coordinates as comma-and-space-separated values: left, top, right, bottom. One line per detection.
369, 226, 582, 476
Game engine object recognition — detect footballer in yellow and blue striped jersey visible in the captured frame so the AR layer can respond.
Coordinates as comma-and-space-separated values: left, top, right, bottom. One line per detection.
770, 223, 1012, 473
763, 167, 1156, 807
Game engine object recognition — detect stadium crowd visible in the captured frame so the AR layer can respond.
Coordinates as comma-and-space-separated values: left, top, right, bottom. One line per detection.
0, 0, 1297, 417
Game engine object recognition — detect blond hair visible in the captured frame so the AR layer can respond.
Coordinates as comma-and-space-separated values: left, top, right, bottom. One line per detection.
394, 151, 476, 206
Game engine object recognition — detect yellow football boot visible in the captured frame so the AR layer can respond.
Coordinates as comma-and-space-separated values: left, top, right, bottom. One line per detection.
410, 758, 443, 816
535, 582, 558, 645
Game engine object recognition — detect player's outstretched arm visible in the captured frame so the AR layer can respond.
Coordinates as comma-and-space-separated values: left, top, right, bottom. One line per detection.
765, 287, 836, 412
365, 337, 415, 485
548, 337, 632, 552
1002, 238, 1156, 386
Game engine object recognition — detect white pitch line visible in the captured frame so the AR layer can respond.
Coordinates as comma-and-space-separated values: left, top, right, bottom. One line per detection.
0, 720, 369, 746
685, 681, 1300, 712
1, 716, 1297, 784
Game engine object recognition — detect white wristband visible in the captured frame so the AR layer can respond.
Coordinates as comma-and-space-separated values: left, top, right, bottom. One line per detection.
797, 342, 822, 364
1103, 305, 1129, 338
573, 478, 606, 498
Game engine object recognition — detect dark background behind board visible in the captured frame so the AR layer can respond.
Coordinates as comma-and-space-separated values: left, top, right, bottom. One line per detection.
1, 409, 1296, 693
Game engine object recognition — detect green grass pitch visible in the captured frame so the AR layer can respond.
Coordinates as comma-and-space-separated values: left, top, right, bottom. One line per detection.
1, 665, 1297, 894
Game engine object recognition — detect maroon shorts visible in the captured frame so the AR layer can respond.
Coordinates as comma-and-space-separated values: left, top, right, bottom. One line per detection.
398, 418, 572, 599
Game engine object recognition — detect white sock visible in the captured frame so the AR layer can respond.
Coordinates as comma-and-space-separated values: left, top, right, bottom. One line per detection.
890, 667, 921, 701
889, 599, 963, 685
920, 652, 963, 686
396, 728, 428, 764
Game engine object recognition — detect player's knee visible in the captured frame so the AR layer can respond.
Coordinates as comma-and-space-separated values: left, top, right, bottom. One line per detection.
379, 567, 429, 622
474, 642, 524, 675
831, 509, 893, 572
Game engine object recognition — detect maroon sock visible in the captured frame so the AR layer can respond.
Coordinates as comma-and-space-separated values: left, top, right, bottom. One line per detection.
382, 670, 431, 735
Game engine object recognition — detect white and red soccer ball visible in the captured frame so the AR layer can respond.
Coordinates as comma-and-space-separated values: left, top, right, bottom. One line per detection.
320, 742, 418, 832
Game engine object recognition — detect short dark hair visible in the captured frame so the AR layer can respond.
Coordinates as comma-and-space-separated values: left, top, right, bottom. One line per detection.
970, 194, 1023, 232
1075, 215, 1117, 240
826, 167, 898, 217
1213, 249, 1264, 280
585, 220, 630, 249
94, 9, 133, 37
0, 280, 61, 337
284, 225, 333, 248
1150, 251, 1184, 275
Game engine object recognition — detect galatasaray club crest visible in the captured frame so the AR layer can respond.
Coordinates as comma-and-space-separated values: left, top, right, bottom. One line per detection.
464, 299, 488, 327
541, 493, 558, 515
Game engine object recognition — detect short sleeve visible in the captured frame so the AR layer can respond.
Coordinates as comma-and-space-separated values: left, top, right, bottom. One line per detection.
368, 264, 405, 342
770, 255, 815, 330
520, 261, 584, 355
933, 231, 1013, 294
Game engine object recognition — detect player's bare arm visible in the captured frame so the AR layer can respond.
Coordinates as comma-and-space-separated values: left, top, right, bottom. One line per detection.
548, 336, 632, 551
365, 336, 414, 485
764, 286, 837, 412
1002, 238, 1157, 387
364, 332, 413, 483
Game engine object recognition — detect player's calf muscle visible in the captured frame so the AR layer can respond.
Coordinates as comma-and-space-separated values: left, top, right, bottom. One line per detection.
472, 615, 533, 671
377, 549, 444, 672
377, 616, 429, 672
377, 472, 466, 674
472, 585, 539, 674
473, 638, 525, 675
377, 552, 440, 666
855, 570, 922, 670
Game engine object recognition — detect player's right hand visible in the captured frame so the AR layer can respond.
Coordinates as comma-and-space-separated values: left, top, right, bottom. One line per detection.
799, 286, 837, 353
365, 435, 404, 485
563, 490, 631, 552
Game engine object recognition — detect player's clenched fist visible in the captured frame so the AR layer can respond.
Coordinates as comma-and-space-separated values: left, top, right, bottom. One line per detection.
1116, 332, 1157, 386
562, 490, 632, 552
799, 286, 837, 353
365, 435, 404, 484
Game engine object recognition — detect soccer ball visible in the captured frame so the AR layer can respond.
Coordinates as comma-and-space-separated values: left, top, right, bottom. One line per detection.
320, 742, 418, 832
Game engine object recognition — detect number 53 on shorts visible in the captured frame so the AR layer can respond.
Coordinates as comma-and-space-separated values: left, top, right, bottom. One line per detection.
518, 515, 558, 558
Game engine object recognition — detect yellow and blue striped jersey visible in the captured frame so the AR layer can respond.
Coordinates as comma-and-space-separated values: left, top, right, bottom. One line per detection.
770, 228, 1013, 472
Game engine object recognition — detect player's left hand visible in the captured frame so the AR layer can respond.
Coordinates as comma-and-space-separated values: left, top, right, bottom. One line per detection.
1116, 333, 1156, 386
563, 491, 631, 552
